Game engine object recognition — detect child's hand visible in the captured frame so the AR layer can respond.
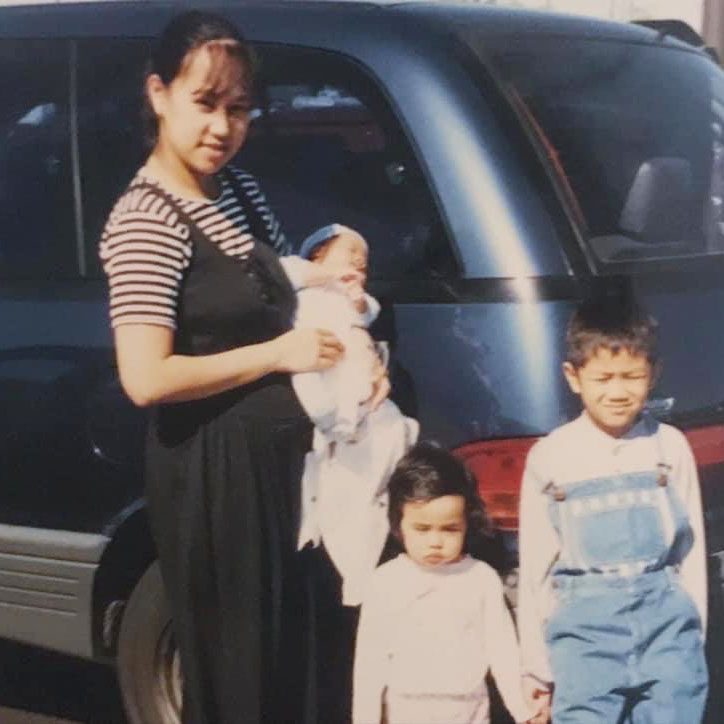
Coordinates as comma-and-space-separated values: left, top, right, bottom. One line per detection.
304, 262, 363, 289
523, 681, 551, 724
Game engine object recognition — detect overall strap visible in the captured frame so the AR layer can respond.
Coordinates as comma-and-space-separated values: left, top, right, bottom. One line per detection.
649, 414, 671, 486
222, 168, 290, 256
129, 181, 206, 246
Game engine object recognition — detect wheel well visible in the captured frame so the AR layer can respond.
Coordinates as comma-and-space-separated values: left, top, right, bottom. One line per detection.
92, 504, 157, 661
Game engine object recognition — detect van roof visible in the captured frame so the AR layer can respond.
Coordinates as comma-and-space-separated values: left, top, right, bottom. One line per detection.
0, 0, 695, 54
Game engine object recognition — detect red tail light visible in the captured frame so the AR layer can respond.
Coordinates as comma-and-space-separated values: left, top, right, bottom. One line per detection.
685, 425, 724, 467
455, 425, 724, 532
455, 437, 539, 531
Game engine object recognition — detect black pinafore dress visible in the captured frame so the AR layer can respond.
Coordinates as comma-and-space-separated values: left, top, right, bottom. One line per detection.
142, 183, 313, 724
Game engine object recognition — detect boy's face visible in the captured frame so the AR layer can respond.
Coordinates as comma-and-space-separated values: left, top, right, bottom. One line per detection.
315, 230, 369, 285
399, 495, 467, 568
563, 346, 654, 438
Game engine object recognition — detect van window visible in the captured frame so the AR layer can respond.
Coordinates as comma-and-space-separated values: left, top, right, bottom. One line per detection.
461, 32, 724, 270
77, 39, 149, 276
238, 45, 457, 280
0, 40, 76, 279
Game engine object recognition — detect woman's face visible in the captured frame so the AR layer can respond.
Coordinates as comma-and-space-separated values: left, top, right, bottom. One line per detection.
149, 44, 253, 180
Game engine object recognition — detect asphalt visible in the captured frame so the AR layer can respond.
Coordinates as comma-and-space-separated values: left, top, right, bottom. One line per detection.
0, 640, 126, 724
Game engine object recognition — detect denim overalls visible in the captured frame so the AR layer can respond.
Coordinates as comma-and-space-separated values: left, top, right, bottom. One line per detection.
544, 420, 708, 723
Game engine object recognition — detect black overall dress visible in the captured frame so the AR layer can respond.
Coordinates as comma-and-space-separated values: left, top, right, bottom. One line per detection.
141, 180, 314, 724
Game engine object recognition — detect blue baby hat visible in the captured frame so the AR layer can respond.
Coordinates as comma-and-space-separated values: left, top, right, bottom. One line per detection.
298, 223, 345, 259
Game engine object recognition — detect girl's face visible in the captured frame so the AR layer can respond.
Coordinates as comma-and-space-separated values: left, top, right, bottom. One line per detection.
399, 495, 467, 568
148, 43, 253, 181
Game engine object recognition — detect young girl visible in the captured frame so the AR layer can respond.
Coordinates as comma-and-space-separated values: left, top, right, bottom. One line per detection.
352, 442, 542, 724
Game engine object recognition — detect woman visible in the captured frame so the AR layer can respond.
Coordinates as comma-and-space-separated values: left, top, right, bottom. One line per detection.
100, 10, 381, 723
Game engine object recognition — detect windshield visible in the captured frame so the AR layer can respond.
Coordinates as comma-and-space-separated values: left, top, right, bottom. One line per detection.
459, 31, 724, 266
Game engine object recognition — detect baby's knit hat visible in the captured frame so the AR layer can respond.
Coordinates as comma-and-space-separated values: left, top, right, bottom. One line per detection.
298, 223, 348, 259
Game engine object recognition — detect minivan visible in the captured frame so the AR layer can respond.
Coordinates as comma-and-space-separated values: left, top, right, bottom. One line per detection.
1, 1, 724, 722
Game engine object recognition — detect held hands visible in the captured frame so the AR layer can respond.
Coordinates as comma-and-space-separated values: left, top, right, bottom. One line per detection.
524, 680, 552, 724
273, 328, 344, 373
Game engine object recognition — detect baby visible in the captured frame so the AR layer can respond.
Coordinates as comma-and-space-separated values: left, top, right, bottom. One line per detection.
292, 223, 382, 442
292, 224, 419, 607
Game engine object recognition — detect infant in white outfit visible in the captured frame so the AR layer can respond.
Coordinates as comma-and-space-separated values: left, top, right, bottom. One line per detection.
291, 224, 419, 606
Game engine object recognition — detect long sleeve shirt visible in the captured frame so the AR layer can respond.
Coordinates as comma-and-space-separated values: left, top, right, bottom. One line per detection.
353, 554, 534, 724
517, 412, 707, 686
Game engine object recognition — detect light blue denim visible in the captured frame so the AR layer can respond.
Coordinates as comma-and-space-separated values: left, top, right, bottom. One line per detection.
545, 453, 708, 723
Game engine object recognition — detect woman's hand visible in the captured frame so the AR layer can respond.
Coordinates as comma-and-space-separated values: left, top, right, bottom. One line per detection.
366, 350, 390, 411
272, 327, 345, 373
113, 324, 343, 408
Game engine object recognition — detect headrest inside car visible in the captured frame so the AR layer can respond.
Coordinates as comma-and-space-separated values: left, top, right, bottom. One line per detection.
619, 157, 692, 243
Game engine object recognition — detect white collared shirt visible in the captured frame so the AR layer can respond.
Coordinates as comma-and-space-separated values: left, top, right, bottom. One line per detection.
517, 412, 707, 686
353, 554, 533, 724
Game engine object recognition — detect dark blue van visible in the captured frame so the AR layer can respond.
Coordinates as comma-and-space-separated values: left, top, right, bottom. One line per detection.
1, 1, 724, 721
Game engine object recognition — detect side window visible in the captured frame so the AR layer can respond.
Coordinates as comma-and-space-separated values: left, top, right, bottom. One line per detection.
237, 46, 457, 280
78, 39, 150, 276
478, 35, 724, 270
0, 40, 76, 279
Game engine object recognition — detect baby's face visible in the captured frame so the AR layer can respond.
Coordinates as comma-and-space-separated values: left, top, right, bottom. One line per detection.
317, 230, 369, 285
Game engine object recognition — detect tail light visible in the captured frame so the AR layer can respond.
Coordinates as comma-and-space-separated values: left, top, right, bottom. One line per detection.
685, 425, 724, 467
455, 437, 539, 531
455, 425, 724, 533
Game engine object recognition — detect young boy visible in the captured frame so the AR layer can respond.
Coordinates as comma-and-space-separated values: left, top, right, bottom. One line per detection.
517, 297, 708, 723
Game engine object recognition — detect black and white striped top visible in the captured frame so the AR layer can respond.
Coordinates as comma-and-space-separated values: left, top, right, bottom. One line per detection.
99, 167, 288, 330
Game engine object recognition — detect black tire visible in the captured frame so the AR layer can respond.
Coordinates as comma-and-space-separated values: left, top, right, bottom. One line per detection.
117, 561, 182, 724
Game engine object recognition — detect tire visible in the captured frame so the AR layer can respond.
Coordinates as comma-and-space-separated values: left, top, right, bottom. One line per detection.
117, 561, 182, 724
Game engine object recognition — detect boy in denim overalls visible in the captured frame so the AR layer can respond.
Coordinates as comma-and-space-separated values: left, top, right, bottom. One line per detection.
518, 298, 708, 723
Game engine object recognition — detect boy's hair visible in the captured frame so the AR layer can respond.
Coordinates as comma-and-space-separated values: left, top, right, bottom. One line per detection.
566, 295, 658, 369
387, 441, 492, 553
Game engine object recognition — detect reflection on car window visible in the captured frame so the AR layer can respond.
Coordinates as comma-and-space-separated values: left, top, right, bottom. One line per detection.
237, 46, 456, 280
0, 41, 76, 279
16, 103, 57, 129
463, 31, 724, 267
77, 39, 149, 276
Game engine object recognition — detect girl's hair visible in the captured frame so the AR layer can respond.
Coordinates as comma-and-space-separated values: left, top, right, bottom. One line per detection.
142, 10, 257, 147
387, 441, 493, 555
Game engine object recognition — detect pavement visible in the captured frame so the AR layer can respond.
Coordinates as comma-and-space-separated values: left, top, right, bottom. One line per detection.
0, 640, 126, 724
0, 709, 77, 724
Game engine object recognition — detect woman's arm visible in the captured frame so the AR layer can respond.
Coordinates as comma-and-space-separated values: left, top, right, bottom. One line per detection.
114, 324, 343, 407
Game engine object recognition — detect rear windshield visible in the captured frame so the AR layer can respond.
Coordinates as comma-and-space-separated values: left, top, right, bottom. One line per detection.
459, 30, 724, 268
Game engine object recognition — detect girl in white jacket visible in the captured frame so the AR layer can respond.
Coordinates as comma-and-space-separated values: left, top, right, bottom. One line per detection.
353, 442, 544, 724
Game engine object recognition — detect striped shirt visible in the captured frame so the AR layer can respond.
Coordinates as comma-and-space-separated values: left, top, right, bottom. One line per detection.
99, 166, 288, 330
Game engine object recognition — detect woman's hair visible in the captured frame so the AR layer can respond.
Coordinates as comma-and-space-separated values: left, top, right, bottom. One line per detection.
387, 441, 493, 555
142, 10, 257, 147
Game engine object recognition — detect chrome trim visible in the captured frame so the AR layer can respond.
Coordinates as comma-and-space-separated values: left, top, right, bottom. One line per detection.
69, 39, 87, 277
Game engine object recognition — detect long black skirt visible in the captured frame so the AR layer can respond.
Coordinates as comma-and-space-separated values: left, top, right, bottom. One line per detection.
145, 399, 314, 724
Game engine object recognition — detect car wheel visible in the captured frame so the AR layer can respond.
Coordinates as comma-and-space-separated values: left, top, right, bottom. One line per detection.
117, 561, 182, 724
